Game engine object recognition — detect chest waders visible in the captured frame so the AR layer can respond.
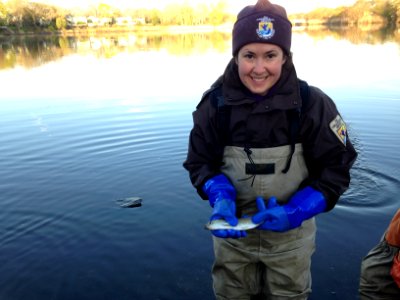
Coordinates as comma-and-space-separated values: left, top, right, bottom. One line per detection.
210, 81, 316, 300
222, 144, 308, 213
210, 80, 311, 214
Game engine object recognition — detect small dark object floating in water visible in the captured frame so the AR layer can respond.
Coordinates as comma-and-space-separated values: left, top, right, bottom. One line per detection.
116, 197, 142, 208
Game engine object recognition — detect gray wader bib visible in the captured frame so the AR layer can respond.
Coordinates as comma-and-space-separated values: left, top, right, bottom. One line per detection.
212, 144, 316, 300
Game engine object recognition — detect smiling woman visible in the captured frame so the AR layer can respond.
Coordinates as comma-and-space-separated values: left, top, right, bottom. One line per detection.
183, 1, 358, 299
236, 44, 287, 96
0, 1, 400, 298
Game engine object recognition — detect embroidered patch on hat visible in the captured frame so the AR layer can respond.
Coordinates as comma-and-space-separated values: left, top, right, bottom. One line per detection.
256, 17, 275, 40
329, 115, 347, 146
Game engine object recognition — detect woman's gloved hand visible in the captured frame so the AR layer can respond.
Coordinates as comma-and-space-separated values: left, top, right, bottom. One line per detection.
203, 174, 246, 238
252, 186, 327, 232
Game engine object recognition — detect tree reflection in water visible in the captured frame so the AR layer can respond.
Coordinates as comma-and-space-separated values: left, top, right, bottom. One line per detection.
0, 26, 399, 71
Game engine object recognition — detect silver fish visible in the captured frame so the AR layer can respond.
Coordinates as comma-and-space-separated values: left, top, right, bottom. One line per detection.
205, 217, 260, 231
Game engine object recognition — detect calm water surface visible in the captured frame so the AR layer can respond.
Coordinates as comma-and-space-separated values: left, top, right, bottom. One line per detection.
0, 31, 399, 299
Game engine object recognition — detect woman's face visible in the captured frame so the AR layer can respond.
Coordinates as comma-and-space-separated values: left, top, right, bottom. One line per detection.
236, 43, 286, 96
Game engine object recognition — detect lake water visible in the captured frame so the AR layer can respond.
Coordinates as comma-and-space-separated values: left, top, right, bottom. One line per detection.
0, 29, 399, 299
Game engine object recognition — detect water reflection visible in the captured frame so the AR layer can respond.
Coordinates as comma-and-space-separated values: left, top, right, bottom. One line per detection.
303, 25, 400, 44
1, 26, 399, 70
0, 31, 231, 69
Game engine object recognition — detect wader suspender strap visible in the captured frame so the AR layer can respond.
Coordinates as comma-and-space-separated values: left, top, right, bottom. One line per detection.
282, 79, 310, 173
212, 79, 310, 173
211, 86, 230, 145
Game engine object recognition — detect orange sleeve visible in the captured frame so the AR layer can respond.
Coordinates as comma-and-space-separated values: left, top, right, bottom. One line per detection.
386, 209, 400, 247
391, 252, 400, 288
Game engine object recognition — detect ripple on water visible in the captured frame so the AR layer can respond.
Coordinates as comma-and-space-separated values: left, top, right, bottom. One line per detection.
0, 208, 126, 297
337, 165, 400, 210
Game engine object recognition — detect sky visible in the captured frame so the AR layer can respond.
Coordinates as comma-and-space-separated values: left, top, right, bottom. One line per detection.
28, 0, 358, 14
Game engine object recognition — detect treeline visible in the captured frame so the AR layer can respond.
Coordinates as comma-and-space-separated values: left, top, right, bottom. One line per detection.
0, 0, 234, 32
292, 0, 400, 28
1, 0, 400, 34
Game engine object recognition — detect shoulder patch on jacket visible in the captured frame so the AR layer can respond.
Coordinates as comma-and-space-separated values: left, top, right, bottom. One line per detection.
329, 115, 347, 146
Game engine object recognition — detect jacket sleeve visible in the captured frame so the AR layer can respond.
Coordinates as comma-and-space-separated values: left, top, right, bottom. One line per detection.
183, 94, 226, 200
300, 86, 358, 211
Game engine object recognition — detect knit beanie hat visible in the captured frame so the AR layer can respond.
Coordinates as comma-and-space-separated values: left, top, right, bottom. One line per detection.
232, 0, 292, 55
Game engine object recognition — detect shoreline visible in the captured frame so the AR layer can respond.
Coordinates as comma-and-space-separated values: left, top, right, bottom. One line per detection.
0, 22, 396, 38
0, 24, 234, 38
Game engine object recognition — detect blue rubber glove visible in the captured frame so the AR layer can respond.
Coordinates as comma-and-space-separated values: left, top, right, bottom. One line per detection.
252, 186, 327, 232
203, 174, 246, 238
